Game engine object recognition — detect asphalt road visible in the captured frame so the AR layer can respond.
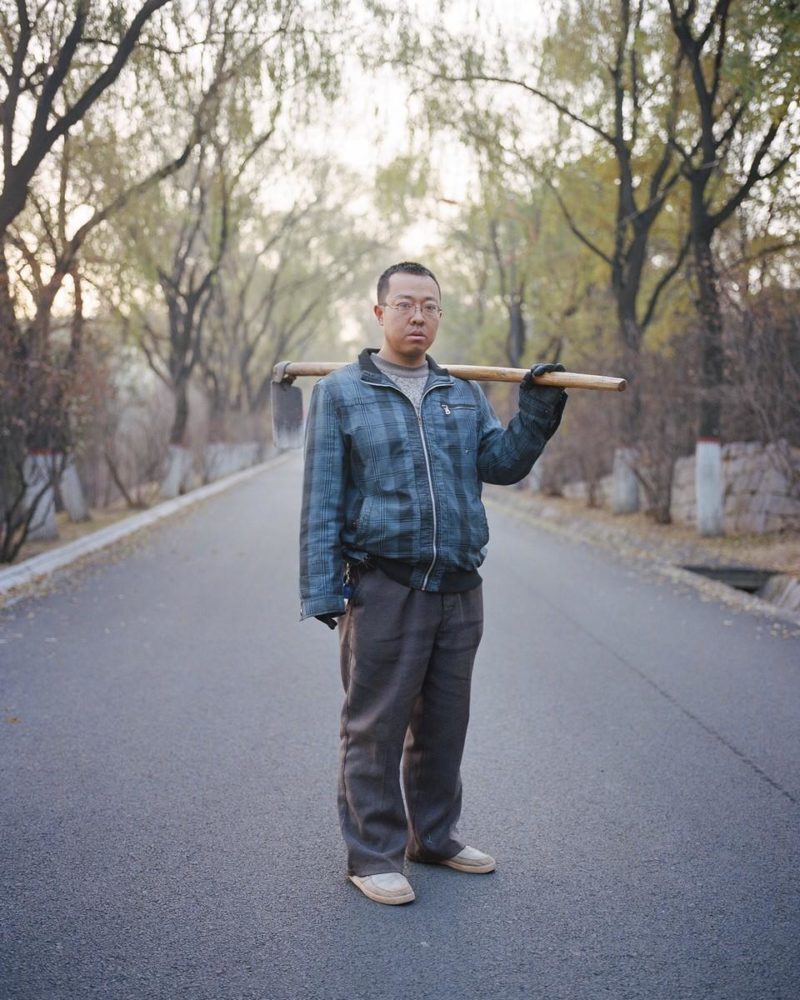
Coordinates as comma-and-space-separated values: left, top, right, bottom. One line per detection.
1, 456, 798, 1000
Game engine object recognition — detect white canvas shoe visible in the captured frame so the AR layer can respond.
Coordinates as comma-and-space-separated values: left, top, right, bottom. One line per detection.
439, 846, 496, 874
348, 872, 416, 905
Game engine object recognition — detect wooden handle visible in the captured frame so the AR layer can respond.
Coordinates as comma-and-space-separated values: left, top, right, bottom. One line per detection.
443, 365, 626, 391
274, 361, 626, 392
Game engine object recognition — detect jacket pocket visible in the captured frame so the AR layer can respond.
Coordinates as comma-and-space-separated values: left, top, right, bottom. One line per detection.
436, 401, 479, 456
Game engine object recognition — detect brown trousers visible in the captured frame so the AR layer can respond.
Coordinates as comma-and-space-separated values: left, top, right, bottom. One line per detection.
338, 568, 484, 876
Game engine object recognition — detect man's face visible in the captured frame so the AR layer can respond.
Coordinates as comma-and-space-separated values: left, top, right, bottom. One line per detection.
373, 272, 441, 366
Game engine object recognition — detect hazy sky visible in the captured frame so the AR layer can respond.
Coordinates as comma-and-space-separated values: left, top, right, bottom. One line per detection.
289, 0, 556, 278
326, 0, 552, 177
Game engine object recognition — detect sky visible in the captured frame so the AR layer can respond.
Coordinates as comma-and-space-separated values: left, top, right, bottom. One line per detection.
15, 0, 556, 328
308, 0, 556, 344
318, 1, 553, 179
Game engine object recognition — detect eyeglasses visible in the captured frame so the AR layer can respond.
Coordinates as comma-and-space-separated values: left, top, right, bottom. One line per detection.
381, 301, 442, 319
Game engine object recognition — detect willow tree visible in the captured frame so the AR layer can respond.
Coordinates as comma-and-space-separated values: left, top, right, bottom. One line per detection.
108, 0, 349, 494
371, 0, 690, 512
200, 163, 382, 439
0, 0, 202, 559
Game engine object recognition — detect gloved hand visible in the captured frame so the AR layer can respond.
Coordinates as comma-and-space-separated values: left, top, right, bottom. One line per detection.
522, 362, 566, 403
316, 613, 342, 630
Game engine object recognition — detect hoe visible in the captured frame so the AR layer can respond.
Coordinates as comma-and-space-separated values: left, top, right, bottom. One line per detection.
271, 361, 626, 450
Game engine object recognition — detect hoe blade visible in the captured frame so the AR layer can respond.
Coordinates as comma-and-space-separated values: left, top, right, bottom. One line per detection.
271, 381, 305, 450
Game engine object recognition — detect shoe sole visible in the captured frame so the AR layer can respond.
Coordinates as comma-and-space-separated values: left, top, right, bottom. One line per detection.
348, 875, 416, 905
407, 854, 497, 874
439, 857, 496, 874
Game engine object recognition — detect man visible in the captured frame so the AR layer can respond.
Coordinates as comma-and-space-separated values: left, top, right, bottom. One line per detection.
299, 261, 567, 905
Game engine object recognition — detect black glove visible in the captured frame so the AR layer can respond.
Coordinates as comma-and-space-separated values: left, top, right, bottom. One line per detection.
315, 613, 342, 630
528, 362, 566, 378
522, 362, 567, 406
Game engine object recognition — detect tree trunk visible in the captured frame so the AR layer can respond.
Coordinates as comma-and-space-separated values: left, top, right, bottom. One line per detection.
0, 240, 18, 344
506, 297, 526, 369
611, 309, 643, 514
170, 376, 190, 446
617, 309, 643, 443
611, 446, 640, 514
693, 232, 724, 441
690, 181, 725, 536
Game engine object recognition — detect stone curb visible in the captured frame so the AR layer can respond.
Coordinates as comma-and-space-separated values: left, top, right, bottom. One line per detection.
0, 454, 291, 605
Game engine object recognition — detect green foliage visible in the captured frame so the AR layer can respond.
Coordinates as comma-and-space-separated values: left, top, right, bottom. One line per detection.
197, 158, 386, 436
375, 156, 432, 224
0, 0, 355, 552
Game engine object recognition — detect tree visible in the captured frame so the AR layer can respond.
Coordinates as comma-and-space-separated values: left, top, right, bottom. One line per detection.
200, 163, 383, 438
416, 2, 686, 364
126, 133, 260, 448
368, 0, 800, 530
371, 0, 692, 510
0, 0, 210, 559
666, 0, 799, 533
110, 0, 350, 469
0, 1, 170, 238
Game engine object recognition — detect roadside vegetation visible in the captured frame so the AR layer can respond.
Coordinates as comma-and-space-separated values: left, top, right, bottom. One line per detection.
1, 0, 798, 563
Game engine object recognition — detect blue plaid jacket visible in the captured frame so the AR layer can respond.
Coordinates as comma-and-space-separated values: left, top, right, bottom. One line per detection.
299, 349, 565, 619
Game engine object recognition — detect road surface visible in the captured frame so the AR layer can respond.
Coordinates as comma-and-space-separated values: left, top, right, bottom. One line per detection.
1, 456, 798, 999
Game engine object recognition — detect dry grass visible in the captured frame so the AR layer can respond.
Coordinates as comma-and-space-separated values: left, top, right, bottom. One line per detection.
489, 486, 800, 578
555, 495, 799, 574
15, 504, 146, 563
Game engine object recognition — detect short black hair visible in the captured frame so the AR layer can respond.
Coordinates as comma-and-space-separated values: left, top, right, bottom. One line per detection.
377, 262, 441, 303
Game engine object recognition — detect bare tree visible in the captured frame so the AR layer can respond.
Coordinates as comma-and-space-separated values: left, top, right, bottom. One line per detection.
118, 2, 349, 452
665, 0, 798, 532
399, 0, 690, 437
0, 1, 224, 559
723, 284, 800, 502
201, 168, 382, 436
632, 343, 699, 522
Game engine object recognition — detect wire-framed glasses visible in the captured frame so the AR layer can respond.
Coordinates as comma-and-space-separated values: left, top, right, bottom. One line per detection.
381, 301, 442, 319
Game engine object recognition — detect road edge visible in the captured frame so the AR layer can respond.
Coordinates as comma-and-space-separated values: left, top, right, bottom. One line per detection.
485, 490, 800, 630
0, 453, 292, 608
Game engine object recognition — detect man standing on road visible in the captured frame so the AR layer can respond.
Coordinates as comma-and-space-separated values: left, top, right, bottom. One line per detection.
299, 261, 567, 905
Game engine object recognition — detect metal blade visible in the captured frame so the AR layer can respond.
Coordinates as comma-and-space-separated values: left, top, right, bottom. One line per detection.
271, 381, 305, 450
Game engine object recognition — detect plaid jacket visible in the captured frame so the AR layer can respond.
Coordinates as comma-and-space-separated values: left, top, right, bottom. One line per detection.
299, 349, 565, 620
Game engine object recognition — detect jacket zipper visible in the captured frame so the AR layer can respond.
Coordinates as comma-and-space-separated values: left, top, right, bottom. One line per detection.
417, 385, 441, 589
369, 378, 447, 590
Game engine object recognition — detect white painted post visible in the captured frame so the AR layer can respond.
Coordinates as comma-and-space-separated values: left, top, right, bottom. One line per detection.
696, 438, 724, 536
611, 447, 640, 514
60, 462, 90, 522
161, 445, 193, 498
204, 443, 224, 483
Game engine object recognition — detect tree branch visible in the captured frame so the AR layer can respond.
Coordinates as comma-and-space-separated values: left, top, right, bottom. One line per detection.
1, 0, 170, 234
710, 122, 791, 230
428, 70, 616, 146
542, 173, 613, 266
640, 231, 691, 331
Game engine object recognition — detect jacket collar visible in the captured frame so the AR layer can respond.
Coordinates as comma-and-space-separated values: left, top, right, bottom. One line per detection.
358, 347, 453, 386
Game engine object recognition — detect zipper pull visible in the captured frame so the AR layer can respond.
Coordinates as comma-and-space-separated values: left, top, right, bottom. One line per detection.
441, 403, 451, 415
